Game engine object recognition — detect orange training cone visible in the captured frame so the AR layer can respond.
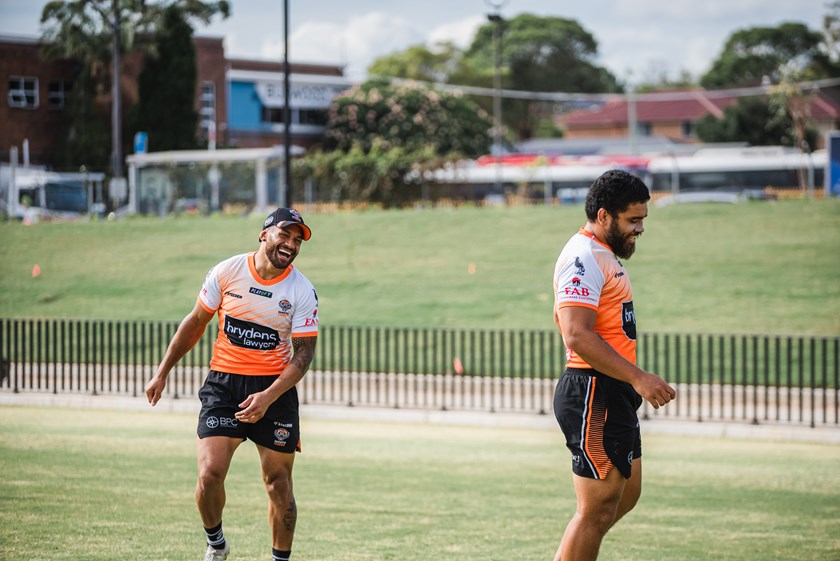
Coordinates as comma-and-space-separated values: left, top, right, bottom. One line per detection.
453, 358, 464, 375
32, 264, 41, 277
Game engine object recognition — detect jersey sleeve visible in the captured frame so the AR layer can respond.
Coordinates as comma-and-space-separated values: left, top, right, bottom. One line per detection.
291, 284, 319, 336
554, 248, 605, 310
198, 264, 223, 312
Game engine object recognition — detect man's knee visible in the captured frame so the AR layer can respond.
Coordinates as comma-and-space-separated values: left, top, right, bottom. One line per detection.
263, 469, 293, 504
197, 462, 227, 489
580, 503, 621, 535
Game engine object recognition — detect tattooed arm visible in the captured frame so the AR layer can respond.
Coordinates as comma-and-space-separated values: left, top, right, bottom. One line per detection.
234, 336, 318, 423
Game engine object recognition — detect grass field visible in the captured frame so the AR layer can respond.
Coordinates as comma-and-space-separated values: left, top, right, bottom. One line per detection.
0, 405, 838, 561
1, 198, 839, 335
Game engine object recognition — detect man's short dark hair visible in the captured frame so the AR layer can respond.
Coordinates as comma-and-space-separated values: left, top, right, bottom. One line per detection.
585, 169, 650, 220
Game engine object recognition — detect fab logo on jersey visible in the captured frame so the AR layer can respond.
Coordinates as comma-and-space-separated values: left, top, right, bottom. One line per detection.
564, 279, 589, 297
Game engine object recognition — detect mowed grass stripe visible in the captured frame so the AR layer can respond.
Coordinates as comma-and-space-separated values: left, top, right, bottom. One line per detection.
0, 406, 838, 560
0, 199, 838, 334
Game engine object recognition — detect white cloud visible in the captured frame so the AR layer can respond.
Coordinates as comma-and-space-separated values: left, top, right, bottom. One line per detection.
259, 11, 426, 79
427, 15, 485, 49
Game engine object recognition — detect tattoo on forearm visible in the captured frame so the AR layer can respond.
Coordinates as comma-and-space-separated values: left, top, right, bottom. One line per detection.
291, 337, 316, 373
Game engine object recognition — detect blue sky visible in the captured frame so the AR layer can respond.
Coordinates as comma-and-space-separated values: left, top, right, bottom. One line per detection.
0, 0, 828, 83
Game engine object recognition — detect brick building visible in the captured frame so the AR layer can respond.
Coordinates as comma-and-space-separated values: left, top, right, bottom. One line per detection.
1, 34, 350, 170
1, 35, 78, 166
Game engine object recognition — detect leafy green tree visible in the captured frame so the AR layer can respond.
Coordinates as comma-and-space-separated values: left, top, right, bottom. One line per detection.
301, 79, 488, 207
367, 14, 619, 141
54, 67, 110, 170
324, 79, 492, 158
295, 141, 448, 206
130, 5, 199, 151
695, 96, 818, 148
700, 23, 832, 88
368, 42, 464, 83
462, 13, 620, 139
824, 1, 840, 63
40, 0, 229, 169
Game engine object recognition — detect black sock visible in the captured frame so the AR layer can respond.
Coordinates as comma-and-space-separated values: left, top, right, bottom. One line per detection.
272, 548, 291, 561
204, 522, 226, 550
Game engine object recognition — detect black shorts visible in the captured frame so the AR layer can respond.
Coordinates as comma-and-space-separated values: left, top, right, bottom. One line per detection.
197, 370, 300, 453
554, 368, 643, 480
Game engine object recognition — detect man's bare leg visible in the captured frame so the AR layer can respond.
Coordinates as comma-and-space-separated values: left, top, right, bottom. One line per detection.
258, 445, 297, 551
553, 465, 628, 561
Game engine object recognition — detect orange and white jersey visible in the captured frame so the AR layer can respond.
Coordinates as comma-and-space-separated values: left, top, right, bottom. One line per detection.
198, 252, 318, 376
553, 228, 637, 368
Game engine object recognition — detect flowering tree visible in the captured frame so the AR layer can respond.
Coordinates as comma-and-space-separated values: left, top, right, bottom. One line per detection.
324, 79, 492, 159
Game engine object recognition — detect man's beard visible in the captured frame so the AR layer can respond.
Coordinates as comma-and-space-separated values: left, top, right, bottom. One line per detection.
266, 241, 295, 270
605, 221, 637, 259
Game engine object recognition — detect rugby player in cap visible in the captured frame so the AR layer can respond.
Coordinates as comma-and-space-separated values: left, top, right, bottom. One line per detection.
145, 207, 318, 561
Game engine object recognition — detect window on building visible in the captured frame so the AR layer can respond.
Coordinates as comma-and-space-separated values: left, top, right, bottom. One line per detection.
638, 122, 652, 136
299, 109, 328, 126
261, 107, 328, 127
47, 80, 73, 109
8, 76, 38, 109
262, 106, 285, 124
682, 121, 695, 138
199, 81, 216, 134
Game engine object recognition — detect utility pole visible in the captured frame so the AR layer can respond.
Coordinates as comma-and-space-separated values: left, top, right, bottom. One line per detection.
485, 0, 508, 193
111, 0, 123, 180
283, 0, 292, 207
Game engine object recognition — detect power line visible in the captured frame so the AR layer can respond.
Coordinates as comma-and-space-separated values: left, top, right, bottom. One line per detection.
388, 76, 840, 103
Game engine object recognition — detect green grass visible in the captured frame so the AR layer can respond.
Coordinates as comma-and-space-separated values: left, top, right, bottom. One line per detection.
0, 405, 838, 560
1, 198, 839, 334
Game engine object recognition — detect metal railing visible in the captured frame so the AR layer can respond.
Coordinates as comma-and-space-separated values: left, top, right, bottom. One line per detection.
1, 318, 837, 427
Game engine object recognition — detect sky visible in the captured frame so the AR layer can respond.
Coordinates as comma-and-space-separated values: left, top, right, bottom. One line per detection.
0, 0, 829, 84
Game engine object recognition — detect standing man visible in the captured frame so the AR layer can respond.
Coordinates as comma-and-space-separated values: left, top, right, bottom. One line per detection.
551, 170, 675, 561
145, 208, 319, 561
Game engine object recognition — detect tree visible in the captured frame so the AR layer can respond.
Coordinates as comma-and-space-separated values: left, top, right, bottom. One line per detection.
324, 79, 493, 158
368, 41, 464, 83
130, 5, 199, 151
54, 66, 111, 170
40, 0, 229, 170
824, 1, 840, 64
695, 96, 818, 148
300, 79, 492, 206
366, 14, 620, 141
462, 14, 620, 139
700, 22, 833, 88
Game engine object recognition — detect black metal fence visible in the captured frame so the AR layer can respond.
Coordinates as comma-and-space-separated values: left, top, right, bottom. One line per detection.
1, 318, 838, 427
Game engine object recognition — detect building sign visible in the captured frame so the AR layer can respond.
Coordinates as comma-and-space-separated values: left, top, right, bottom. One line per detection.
255, 80, 348, 110
134, 131, 148, 154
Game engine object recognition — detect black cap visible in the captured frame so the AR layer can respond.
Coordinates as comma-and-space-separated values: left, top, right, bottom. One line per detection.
261, 207, 312, 241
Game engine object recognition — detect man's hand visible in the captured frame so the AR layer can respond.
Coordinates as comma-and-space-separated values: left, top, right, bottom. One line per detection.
144, 374, 167, 406
632, 371, 676, 409
145, 302, 214, 407
236, 391, 273, 423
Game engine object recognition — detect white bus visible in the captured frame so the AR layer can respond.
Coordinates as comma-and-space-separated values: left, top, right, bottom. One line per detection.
646, 147, 826, 195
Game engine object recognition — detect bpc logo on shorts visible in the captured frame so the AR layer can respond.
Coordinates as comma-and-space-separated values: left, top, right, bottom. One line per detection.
206, 416, 220, 429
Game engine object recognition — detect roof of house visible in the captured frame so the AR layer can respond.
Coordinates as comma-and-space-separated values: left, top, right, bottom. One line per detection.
559, 88, 840, 127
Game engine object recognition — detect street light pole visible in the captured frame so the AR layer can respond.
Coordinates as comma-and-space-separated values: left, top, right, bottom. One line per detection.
111, 0, 123, 180
283, 0, 292, 207
485, 0, 508, 193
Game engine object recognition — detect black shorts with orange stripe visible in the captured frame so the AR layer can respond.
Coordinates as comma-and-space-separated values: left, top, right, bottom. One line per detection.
197, 370, 301, 454
554, 368, 643, 479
